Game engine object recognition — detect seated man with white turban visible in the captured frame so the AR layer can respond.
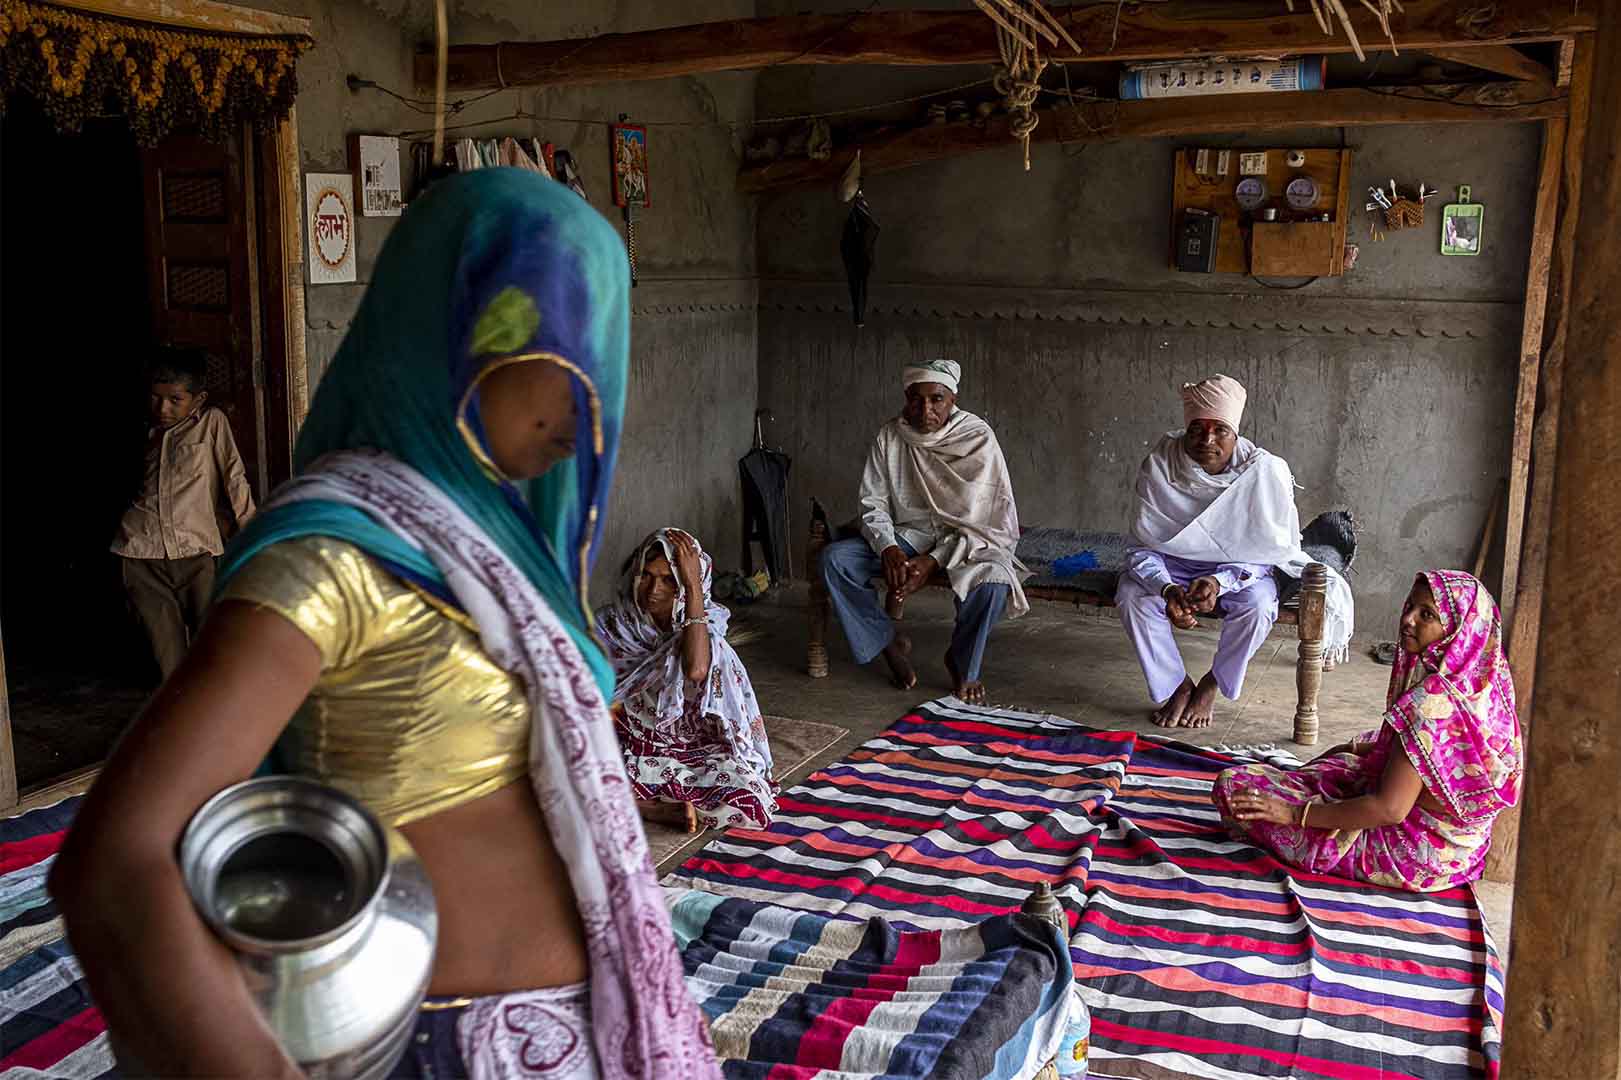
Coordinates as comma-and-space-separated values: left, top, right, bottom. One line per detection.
820, 359, 1029, 705
1118, 374, 1354, 728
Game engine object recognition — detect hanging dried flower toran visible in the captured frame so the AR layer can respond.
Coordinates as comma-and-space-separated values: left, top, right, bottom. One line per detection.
0, 0, 311, 145
1285, 0, 1403, 62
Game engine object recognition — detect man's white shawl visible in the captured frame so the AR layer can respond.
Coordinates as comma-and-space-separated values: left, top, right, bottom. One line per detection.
1130, 432, 1354, 659
867, 409, 1030, 617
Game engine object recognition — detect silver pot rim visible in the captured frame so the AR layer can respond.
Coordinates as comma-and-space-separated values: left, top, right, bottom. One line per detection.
180, 776, 392, 955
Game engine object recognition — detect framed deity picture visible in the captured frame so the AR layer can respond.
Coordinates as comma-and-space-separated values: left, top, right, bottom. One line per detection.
609, 122, 650, 209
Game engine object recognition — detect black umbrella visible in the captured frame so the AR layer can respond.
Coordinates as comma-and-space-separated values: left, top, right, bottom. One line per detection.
739, 441, 792, 584
840, 193, 879, 328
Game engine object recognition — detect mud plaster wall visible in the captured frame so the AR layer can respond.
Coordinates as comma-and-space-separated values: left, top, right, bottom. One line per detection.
756, 119, 1539, 624
261, 0, 759, 597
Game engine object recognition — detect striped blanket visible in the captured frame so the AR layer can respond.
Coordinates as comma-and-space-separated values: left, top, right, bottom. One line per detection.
668, 706, 1133, 929
0, 793, 1075, 1080
666, 700, 1506, 1080
1, 797, 113, 1078
670, 889, 1074, 1079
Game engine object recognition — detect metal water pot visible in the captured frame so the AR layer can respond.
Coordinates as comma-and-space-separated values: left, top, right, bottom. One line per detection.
179, 777, 437, 1079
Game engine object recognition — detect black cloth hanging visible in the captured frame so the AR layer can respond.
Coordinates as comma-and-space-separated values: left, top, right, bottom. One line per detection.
739, 447, 792, 583
840, 194, 879, 328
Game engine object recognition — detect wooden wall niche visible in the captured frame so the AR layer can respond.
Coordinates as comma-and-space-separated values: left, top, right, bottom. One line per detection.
1171, 146, 1353, 276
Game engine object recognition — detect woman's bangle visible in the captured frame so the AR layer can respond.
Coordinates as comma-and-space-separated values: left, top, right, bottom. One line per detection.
1299, 800, 1312, 828
684, 613, 709, 627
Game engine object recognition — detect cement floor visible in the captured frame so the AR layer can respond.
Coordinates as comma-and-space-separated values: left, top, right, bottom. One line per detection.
734, 581, 1388, 774
670, 582, 1514, 944
8, 667, 150, 790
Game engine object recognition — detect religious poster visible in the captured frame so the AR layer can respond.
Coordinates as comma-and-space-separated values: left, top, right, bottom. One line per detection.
353, 135, 403, 217
609, 122, 650, 209
306, 173, 356, 285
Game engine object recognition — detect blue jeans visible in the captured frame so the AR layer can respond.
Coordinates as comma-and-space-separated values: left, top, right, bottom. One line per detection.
387, 1001, 466, 1078
820, 537, 1010, 682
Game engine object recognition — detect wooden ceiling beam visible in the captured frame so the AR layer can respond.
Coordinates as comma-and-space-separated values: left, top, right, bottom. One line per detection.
418, 0, 1594, 92
1424, 44, 1555, 89
738, 83, 1568, 194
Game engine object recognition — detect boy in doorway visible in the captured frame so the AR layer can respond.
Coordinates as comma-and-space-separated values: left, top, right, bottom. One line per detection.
110, 347, 256, 680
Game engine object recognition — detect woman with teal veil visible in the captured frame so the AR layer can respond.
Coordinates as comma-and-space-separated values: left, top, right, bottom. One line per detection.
50, 169, 720, 1079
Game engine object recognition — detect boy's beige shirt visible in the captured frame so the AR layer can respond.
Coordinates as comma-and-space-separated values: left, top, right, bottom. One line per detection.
111, 407, 256, 559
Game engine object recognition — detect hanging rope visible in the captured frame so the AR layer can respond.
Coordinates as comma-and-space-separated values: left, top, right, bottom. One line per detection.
432, 0, 449, 164
977, 0, 1066, 170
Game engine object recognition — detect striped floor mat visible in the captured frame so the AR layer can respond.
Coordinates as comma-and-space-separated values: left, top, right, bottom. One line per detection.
1, 797, 114, 1078
666, 699, 1505, 1080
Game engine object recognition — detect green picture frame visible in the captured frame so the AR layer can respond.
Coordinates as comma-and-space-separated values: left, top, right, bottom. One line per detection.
1441, 186, 1485, 256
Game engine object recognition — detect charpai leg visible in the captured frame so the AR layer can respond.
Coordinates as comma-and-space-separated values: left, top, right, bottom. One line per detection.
1292, 563, 1329, 746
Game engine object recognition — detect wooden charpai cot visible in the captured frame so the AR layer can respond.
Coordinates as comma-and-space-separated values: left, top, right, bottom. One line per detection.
803, 500, 1340, 745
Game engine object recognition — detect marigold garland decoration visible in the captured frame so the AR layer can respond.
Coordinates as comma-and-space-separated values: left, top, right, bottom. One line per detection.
0, 0, 311, 145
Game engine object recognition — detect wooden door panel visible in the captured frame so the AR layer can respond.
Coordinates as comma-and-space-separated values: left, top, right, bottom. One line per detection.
141, 132, 265, 498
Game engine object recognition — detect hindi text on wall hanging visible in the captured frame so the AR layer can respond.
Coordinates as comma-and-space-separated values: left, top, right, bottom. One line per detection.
352, 133, 403, 217
0, 0, 311, 145
306, 172, 356, 285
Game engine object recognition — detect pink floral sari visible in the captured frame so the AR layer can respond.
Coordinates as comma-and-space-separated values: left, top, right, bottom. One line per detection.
1213, 569, 1522, 891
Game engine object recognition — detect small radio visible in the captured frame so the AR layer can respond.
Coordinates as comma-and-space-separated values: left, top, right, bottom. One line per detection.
1176, 208, 1219, 273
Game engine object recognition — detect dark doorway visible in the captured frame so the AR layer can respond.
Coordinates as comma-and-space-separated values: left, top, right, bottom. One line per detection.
0, 97, 277, 788
2, 97, 155, 786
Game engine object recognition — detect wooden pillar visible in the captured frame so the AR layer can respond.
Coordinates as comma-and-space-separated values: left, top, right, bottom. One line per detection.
806, 502, 832, 679
1291, 563, 1327, 746
1498, 118, 1565, 633
1484, 37, 1595, 884
1501, 17, 1621, 1080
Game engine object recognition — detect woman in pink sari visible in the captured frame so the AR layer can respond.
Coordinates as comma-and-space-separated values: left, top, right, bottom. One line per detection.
1212, 569, 1521, 892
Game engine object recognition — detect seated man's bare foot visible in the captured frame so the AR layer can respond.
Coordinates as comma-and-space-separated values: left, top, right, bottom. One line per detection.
1150, 677, 1195, 727
942, 651, 989, 705
637, 799, 699, 833
881, 634, 917, 690
1181, 671, 1220, 728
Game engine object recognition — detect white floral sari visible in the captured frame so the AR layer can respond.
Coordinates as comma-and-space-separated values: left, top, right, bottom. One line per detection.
594, 529, 778, 830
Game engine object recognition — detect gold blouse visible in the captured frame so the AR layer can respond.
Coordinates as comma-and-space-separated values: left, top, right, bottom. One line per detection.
219, 537, 530, 826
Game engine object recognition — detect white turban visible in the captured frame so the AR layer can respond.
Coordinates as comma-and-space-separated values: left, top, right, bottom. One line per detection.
1181, 374, 1246, 429
903, 358, 961, 394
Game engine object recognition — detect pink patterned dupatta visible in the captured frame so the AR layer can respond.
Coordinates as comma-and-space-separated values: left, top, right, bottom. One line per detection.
269, 451, 721, 1080
1382, 569, 1522, 824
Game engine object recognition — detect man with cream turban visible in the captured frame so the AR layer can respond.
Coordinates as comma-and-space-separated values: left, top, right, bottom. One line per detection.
1117, 374, 1354, 728
820, 358, 1029, 704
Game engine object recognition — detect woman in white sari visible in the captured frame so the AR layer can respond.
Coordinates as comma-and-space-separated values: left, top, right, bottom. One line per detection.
596, 529, 778, 832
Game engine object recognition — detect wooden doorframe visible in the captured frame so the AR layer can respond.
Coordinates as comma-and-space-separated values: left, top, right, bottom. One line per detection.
1500, 9, 1621, 1073
0, 0, 311, 813
256, 104, 310, 489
